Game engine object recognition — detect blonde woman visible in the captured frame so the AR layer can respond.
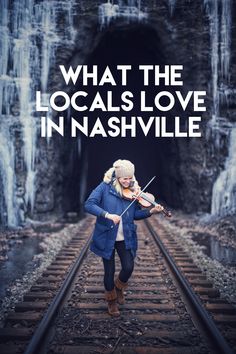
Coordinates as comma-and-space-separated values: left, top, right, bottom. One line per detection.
84, 159, 163, 316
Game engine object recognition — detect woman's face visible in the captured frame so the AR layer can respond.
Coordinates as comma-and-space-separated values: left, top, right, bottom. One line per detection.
118, 177, 133, 188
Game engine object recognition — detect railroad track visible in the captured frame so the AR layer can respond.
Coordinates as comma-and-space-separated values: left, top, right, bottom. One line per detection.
0, 215, 235, 354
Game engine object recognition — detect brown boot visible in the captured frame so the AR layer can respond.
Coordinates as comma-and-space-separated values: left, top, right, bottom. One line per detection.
115, 277, 128, 305
105, 288, 120, 317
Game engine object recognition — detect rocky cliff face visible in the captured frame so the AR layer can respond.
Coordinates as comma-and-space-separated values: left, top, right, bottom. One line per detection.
0, 0, 235, 226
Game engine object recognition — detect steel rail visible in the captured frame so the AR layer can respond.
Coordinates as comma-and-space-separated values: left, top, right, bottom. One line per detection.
24, 234, 92, 354
145, 219, 234, 354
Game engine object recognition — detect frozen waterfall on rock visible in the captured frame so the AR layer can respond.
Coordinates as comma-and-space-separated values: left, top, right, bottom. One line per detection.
204, 0, 235, 216
211, 126, 236, 216
0, 0, 75, 226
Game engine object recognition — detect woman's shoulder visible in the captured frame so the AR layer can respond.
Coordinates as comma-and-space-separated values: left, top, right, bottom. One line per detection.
100, 181, 109, 187
94, 181, 110, 191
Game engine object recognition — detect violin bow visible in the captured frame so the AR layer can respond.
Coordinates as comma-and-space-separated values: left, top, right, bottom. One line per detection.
119, 176, 156, 218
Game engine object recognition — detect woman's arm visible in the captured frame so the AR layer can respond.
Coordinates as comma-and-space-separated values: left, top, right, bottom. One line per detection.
84, 182, 108, 217
134, 204, 151, 220
134, 203, 163, 220
84, 182, 121, 224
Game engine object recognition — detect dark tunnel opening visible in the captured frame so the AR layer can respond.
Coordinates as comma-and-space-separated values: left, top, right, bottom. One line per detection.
63, 23, 188, 214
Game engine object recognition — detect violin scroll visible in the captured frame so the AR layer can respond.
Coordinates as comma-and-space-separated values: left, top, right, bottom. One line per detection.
160, 207, 172, 218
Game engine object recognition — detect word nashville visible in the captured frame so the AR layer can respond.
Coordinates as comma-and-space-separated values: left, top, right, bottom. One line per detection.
37, 65, 206, 138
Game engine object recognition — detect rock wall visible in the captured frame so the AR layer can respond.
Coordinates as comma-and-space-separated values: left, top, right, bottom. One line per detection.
0, 0, 235, 226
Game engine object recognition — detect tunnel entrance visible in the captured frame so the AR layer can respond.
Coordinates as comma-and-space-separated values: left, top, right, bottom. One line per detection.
77, 24, 184, 209
62, 22, 189, 215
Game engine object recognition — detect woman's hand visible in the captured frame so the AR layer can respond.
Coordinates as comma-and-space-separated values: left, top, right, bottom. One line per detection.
106, 214, 121, 225
150, 204, 164, 214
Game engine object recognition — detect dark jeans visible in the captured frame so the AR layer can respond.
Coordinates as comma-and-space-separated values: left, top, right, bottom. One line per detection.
102, 241, 134, 291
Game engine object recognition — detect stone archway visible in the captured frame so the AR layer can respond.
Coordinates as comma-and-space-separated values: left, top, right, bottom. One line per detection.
57, 20, 209, 213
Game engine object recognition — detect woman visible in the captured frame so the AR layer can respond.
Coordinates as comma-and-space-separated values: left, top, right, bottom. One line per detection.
84, 159, 163, 316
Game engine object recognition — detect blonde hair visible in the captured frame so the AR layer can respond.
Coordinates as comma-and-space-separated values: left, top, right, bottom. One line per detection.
103, 167, 137, 196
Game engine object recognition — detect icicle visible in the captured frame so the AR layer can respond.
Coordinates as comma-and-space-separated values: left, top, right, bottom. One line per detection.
98, 0, 147, 28
204, 0, 219, 126
77, 136, 81, 157
204, 0, 232, 127
168, 0, 176, 16
220, 0, 232, 82
0, 130, 18, 226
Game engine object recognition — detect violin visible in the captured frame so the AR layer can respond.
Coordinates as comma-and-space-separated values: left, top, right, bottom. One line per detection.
122, 186, 172, 218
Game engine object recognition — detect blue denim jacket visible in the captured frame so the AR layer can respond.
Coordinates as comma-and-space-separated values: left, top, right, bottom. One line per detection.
84, 182, 151, 259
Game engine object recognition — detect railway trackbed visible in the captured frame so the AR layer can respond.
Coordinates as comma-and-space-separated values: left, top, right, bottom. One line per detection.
0, 215, 235, 354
